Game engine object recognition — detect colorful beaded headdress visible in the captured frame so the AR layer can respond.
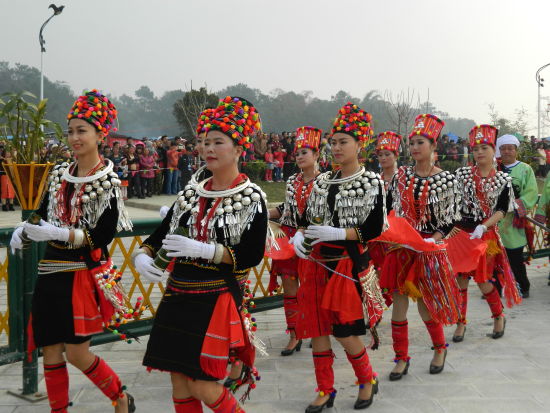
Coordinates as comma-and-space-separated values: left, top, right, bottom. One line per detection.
469, 124, 498, 148
67, 89, 117, 137
294, 126, 322, 152
195, 107, 213, 136
408, 114, 445, 142
376, 131, 402, 154
200, 96, 261, 149
330, 102, 374, 145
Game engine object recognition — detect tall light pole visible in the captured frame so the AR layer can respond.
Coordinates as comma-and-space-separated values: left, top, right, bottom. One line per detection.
536, 63, 550, 140
39, 4, 65, 101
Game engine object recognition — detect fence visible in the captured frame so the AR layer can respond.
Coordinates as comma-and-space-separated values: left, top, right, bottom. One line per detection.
0, 211, 549, 398
0, 218, 281, 397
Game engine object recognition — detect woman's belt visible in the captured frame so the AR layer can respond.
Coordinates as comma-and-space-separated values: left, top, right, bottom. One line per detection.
167, 272, 248, 294
38, 259, 108, 275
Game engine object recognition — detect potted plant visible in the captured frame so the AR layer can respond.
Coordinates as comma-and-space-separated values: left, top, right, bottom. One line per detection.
0, 91, 62, 211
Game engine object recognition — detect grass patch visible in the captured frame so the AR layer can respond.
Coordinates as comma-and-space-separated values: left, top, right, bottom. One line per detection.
252, 180, 286, 204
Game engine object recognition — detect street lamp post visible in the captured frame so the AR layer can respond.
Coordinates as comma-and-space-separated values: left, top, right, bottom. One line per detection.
536, 63, 550, 140
39, 4, 65, 101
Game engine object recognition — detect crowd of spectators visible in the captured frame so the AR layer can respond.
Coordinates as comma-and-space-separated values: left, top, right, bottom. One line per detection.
3, 132, 547, 205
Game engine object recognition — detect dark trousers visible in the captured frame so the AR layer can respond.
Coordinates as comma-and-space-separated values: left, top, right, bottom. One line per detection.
141, 177, 154, 197
129, 173, 143, 198
505, 246, 530, 294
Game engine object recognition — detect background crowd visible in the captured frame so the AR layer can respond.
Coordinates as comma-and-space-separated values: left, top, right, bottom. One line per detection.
0, 132, 548, 203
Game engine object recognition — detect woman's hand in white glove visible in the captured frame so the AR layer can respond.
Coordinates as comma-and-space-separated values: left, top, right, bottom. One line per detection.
10, 226, 24, 253
134, 253, 165, 283
289, 231, 308, 259
469, 224, 487, 240
23, 220, 70, 242
423, 237, 436, 244
304, 225, 346, 246
159, 206, 170, 219
162, 235, 215, 260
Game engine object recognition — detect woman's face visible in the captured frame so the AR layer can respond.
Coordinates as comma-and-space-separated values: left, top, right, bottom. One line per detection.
330, 133, 361, 165
196, 133, 206, 159
203, 130, 243, 172
143, 147, 150, 156
67, 118, 102, 158
128, 146, 135, 155
377, 149, 398, 169
409, 136, 435, 162
295, 147, 318, 170
472, 143, 495, 165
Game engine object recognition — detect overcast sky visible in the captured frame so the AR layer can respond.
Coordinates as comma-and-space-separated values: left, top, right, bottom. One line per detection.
2, 0, 549, 133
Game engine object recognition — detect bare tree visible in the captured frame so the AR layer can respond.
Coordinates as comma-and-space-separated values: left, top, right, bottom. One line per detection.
384, 88, 419, 156
173, 84, 219, 137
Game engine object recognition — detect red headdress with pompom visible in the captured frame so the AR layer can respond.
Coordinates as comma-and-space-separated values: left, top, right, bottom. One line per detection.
469, 124, 498, 148
376, 131, 402, 154
67, 89, 117, 137
294, 126, 322, 152
199, 96, 261, 149
408, 114, 445, 142
330, 102, 374, 146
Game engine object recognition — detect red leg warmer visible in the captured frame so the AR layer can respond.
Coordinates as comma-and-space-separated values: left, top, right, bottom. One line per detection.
458, 288, 468, 324
312, 350, 336, 396
206, 387, 245, 413
391, 320, 410, 362
424, 320, 447, 353
283, 295, 298, 333
345, 347, 374, 386
44, 362, 70, 412
83, 356, 123, 403
174, 396, 204, 412
484, 285, 504, 318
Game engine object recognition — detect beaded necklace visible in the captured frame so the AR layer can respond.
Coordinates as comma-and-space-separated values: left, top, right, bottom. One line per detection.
308, 167, 384, 227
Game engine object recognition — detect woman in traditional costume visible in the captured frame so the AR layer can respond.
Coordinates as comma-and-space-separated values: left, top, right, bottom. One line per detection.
295, 103, 385, 411
134, 96, 267, 413
374, 114, 461, 381
10, 90, 135, 412
376, 131, 401, 189
267, 126, 323, 357
450, 125, 521, 342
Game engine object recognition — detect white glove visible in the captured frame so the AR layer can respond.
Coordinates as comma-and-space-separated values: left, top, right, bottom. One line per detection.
162, 234, 215, 260
23, 220, 70, 242
424, 237, 436, 244
289, 231, 308, 259
470, 224, 487, 240
10, 226, 24, 254
159, 206, 170, 219
134, 253, 165, 283
304, 225, 346, 246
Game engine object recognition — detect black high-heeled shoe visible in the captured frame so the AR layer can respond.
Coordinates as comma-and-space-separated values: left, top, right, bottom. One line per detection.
305, 392, 336, 413
429, 348, 447, 375
126, 392, 136, 413
354, 378, 378, 410
389, 360, 410, 381
452, 326, 467, 343
281, 339, 302, 356
492, 317, 506, 339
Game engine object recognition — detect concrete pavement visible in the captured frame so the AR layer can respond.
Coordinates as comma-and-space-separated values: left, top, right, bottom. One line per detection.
1, 201, 549, 412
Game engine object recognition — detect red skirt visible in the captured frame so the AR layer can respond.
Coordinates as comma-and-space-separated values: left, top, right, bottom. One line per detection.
369, 216, 461, 325
449, 228, 522, 308
294, 246, 332, 339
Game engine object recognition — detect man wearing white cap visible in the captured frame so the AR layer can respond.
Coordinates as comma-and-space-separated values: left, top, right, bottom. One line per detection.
496, 134, 538, 298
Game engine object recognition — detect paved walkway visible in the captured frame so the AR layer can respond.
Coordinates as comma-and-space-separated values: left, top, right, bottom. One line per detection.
1, 201, 550, 412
